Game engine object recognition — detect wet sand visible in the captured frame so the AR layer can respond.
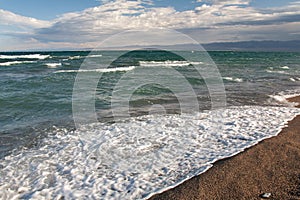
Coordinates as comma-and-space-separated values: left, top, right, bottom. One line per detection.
149, 97, 300, 200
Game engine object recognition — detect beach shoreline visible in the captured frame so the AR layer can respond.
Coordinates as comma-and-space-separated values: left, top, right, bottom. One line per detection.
149, 97, 300, 200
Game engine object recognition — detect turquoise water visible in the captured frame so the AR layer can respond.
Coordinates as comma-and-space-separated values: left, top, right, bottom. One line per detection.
0, 51, 300, 157
0, 51, 300, 199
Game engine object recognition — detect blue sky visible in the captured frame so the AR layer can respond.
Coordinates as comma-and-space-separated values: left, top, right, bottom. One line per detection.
0, 0, 300, 50
0, 0, 296, 20
0, 0, 100, 20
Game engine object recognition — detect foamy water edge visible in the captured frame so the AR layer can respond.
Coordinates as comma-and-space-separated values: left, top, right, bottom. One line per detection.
0, 105, 299, 200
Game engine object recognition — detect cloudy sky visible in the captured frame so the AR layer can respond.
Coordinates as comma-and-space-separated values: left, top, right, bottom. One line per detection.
1, 0, 300, 51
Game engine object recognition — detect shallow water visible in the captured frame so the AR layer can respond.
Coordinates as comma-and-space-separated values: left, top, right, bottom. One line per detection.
0, 50, 300, 199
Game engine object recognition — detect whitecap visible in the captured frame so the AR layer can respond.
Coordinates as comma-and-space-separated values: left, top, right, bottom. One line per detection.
223, 77, 243, 82
55, 66, 135, 73
68, 56, 83, 60
280, 66, 289, 69
87, 54, 103, 58
139, 60, 203, 67
266, 70, 289, 75
0, 54, 50, 60
0, 61, 36, 66
46, 63, 62, 68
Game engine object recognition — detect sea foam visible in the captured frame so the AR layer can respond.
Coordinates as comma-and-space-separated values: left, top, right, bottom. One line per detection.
55, 66, 135, 73
87, 54, 103, 58
0, 61, 36, 66
269, 91, 300, 107
46, 63, 62, 68
139, 60, 203, 67
223, 77, 243, 82
280, 66, 289, 69
0, 106, 299, 199
0, 54, 50, 60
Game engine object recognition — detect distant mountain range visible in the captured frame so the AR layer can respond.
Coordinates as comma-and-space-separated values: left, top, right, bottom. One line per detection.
92, 40, 300, 52
202, 40, 300, 51
19, 40, 300, 52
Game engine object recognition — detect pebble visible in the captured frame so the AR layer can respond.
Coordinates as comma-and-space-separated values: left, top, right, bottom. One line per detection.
260, 192, 271, 199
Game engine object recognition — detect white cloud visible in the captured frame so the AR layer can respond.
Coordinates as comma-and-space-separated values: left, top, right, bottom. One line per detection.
0, 9, 52, 50
196, 0, 251, 5
0, 9, 51, 29
41, 0, 300, 35
1, 0, 300, 50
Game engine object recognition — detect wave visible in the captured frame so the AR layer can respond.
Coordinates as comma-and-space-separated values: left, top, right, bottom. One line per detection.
0, 61, 36, 66
139, 60, 203, 67
63, 54, 102, 61
63, 54, 101, 60
0, 106, 299, 199
289, 77, 300, 82
45, 63, 62, 68
269, 92, 300, 107
68, 55, 83, 60
55, 66, 135, 73
87, 54, 103, 58
0, 54, 50, 60
266, 69, 290, 75
280, 66, 289, 69
223, 77, 243, 82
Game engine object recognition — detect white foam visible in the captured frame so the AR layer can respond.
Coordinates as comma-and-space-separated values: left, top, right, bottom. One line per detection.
46, 63, 62, 68
62, 55, 85, 61
0, 54, 50, 60
0, 61, 36, 66
266, 70, 289, 75
139, 60, 203, 67
55, 66, 135, 73
269, 92, 300, 107
280, 66, 289, 69
0, 106, 299, 200
223, 77, 243, 82
87, 54, 103, 58
68, 56, 83, 60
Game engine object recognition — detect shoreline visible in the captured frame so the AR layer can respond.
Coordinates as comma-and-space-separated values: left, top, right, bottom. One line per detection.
149, 97, 300, 200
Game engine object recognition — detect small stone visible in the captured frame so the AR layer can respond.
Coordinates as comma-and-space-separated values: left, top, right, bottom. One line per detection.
260, 193, 271, 199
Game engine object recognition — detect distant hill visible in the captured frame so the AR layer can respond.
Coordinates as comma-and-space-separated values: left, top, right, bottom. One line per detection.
202, 40, 300, 52
14, 40, 300, 52
93, 40, 300, 52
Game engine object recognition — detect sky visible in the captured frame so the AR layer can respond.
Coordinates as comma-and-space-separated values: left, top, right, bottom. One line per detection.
0, 0, 300, 51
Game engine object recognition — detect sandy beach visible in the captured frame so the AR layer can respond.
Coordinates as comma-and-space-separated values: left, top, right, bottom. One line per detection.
149, 97, 300, 200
